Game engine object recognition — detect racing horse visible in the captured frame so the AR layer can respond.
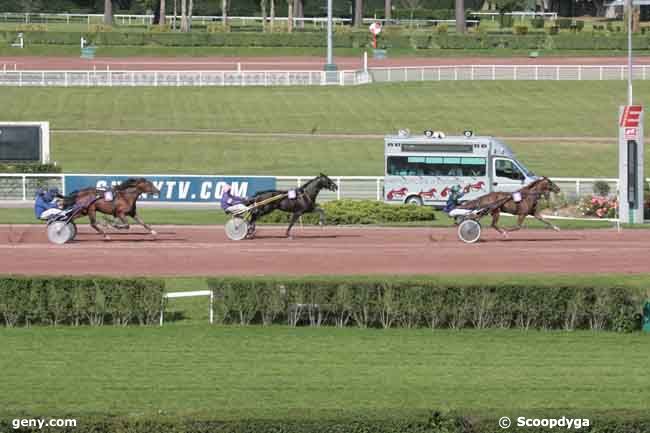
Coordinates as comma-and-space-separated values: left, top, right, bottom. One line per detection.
458, 177, 561, 235
247, 173, 338, 239
63, 178, 160, 240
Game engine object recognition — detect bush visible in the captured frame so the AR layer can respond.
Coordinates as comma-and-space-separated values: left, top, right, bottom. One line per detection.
258, 200, 435, 225
0, 162, 61, 173
530, 18, 545, 29
557, 18, 573, 29
0, 277, 165, 327
577, 195, 618, 218
206, 277, 645, 332
549, 25, 559, 35
593, 180, 611, 197
499, 14, 513, 28
513, 25, 528, 35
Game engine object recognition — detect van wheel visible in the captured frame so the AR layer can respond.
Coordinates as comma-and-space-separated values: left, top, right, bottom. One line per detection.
405, 196, 423, 206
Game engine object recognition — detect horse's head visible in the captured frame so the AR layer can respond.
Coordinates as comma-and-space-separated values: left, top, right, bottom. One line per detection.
528, 177, 560, 200
119, 178, 159, 195
138, 179, 160, 195
317, 173, 338, 192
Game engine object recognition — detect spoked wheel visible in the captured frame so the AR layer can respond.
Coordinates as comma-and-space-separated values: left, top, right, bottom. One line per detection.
225, 217, 249, 241
457, 219, 481, 244
47, 221, 74, 245
68, 222, 77, 242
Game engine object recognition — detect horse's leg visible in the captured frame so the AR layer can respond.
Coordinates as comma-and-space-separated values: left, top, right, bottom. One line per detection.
315, 206, 326, 226
504, 214, 527, 232
490, 210, 507, 237
286, 213, 301, 239
246, 214, 257, 239
88, 207, 110, 240
114, 213, 130, 230
133, 212, 157, 236
534, 213, 561, 231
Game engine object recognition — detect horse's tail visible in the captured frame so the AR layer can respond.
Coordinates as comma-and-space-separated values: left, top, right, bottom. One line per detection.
61, 187, 96, 208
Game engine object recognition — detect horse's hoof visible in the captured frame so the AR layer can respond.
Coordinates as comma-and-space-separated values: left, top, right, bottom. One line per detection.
553, 226, 561, 232
150, 230, 158, 236
501, 232, 509, 238
104, 235, 111, 241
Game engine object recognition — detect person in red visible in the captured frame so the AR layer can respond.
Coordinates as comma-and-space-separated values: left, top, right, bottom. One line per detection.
220, 184, 248, 214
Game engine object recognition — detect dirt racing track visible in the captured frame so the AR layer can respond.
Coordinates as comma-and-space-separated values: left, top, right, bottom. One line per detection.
0, 225, 648, 275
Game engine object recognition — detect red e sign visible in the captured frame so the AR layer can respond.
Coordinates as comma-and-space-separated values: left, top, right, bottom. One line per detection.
620, 105, 643, 127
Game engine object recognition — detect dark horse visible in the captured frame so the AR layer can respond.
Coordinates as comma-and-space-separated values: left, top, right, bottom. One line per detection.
63, 178, 160, 240
247, 173, 338, 238
458, 177, 561, 235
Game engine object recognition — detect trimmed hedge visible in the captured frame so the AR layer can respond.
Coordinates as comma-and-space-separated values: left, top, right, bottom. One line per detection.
0, 277, 165, 327
207, 277, 644, 332
3, 415, 650, 433
0, 162, 61, 173
5, 29, 650, 50
258, 199, 436, 225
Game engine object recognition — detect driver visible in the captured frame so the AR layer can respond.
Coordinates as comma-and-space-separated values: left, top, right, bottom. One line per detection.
34, 187, 64, 220
443, 184, 464, 213
220, 184, 248, 214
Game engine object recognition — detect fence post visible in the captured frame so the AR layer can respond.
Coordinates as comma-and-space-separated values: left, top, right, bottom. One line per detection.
454, 66, 458, 80
556, 66, 559, 81
337, 178, 341, 200
209, 291, 214, 324
437, 67, 441, 81
535, 65, 538, 81
578, 65, 581, 81
576, 179, 580, 198
621, 65, 624, 80
388, 68, 391, 81
514, 65, 517, 80
471, 65, 474, 80
19, 71, 22, 87
404, 67, 408, 82
22, 175, 26, 201
600, 66, 603, 81
376, 178, 381, 201
492, 65, 495, 80
64, 71, 68, 87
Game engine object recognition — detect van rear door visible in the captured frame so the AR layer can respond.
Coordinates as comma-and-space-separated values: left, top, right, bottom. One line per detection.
492, 158, 526, 192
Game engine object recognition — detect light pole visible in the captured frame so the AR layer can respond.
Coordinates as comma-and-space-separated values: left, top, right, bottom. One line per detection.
627, 0, 633, 105
324, 0, 337, 74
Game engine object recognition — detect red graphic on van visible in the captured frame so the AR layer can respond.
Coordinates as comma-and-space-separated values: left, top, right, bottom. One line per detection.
387, 187, 409, 200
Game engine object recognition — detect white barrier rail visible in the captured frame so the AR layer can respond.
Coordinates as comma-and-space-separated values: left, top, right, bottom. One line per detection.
0, 174, 645, 203
161, 290, 213, 325
0, 12, 478, 27
0, 70, 365, 87
1, 66, 645, 87
369, 65, 650, 82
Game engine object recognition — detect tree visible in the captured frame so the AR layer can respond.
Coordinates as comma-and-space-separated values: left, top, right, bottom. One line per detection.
188, 0, 193, 31
222, 0, 228, 26
287, 0, 293, 32
455, 0, 465, 33
104, 0, 113, 25
354, 0, 363, 26
180, 0, 188, 32
270, 0, 275, 31
399, 0, 421, 25
295, 0, 304, 29
260, 0, 267, 31
159, 0, 166, 26
385, 0, 392, 20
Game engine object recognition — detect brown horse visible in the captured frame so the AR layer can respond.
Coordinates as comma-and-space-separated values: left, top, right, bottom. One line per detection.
64, 178, 160, 240
458, 177, 561, 235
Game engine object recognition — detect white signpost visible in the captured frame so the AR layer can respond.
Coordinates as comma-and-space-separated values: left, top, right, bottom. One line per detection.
160, 290, 214, 325
618, 105, 645, 224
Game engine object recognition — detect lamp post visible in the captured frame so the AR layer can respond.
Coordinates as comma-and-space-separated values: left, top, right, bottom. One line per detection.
627, 0, 633, 105
324, 0, 337, 76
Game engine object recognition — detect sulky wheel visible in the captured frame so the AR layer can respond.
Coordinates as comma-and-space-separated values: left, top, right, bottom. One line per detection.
47, 221, 74, 245
457, 219, 481, 244
225, 217, 249, 241
68, 222, 77, 242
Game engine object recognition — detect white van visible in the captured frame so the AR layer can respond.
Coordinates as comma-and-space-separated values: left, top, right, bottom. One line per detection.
384, 130, 537, 206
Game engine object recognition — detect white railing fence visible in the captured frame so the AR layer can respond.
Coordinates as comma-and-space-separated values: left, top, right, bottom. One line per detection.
1, 66, 646, 87
369, 65, 650, 83
0, 174, 643, 203
0, 12, 478, 27
0, 70, 365, 87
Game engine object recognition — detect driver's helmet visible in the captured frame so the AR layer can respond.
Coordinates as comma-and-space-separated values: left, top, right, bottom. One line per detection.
35, 187, 47, 198
450, 184, 462, 194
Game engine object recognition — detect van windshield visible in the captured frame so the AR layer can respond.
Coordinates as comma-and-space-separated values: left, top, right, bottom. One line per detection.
517, 160, 535, 177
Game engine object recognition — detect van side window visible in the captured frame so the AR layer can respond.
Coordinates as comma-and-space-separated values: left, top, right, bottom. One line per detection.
495, 159, 524, 180
387, 156, 486, 177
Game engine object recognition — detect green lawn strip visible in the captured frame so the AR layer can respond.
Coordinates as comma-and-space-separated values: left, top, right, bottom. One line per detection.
47, 133, 624, 177
2, 81, 647, 138
0, 325, 648, 420
0, 207, 618, 229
